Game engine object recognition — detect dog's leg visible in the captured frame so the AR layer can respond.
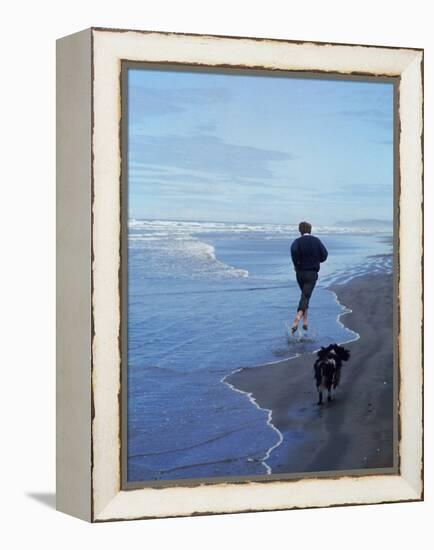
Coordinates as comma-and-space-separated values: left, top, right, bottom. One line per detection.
333, 368, 341, 389
317, 390, 323, 405
327, 389, 332, 402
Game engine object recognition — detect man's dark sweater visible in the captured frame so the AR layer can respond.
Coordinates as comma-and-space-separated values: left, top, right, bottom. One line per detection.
290, 234, 328, 272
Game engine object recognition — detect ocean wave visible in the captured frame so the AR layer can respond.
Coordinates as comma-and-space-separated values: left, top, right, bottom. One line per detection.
128, 218, 392, 282
128, 218, 391, 238
320, 254, 393, 287
222, 369, 283, 474
130, 232, 249, 280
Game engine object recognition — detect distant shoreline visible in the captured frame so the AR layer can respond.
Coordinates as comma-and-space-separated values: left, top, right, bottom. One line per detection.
128, 217, 393, 233
226, 271, 394, 475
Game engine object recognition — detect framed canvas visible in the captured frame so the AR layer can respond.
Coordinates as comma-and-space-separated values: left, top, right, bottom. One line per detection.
56, 27, 423, 522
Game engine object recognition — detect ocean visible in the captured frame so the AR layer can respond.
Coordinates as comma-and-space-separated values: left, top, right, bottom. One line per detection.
127, 220, 393, 482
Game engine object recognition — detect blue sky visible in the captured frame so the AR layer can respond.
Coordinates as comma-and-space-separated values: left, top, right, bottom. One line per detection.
127, 67, 394, 225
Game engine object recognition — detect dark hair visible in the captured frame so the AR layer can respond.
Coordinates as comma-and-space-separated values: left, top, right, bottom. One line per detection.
299, 221, 312, 235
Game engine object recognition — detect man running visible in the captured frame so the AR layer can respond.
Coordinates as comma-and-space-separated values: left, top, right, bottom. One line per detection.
290, 221, 328, 334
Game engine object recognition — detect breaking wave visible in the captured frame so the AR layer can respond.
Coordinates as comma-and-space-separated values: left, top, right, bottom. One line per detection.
129, 218, 389, 237
129, 222, 249, 280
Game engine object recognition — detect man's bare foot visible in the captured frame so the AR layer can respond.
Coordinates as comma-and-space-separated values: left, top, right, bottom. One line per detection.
291, 311, 303, 334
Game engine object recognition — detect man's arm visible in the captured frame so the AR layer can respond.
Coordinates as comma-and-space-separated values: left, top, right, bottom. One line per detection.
291, 239, 300, 268
319, 240, 328, 263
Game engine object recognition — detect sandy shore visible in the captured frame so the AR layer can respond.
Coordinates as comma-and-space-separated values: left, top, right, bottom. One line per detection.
226, 271, 395, 475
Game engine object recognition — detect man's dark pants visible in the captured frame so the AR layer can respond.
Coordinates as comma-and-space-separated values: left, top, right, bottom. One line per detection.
296, 270, 318, 312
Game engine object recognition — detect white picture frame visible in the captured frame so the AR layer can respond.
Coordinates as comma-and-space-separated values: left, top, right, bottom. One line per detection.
56, 27, 423, 522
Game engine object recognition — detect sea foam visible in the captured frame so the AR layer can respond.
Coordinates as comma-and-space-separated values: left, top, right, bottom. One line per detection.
129, 223, 249, 280
128, 218, 388, 237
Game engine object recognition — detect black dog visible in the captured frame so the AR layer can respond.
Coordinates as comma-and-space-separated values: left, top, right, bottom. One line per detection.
314, 344, 350, 405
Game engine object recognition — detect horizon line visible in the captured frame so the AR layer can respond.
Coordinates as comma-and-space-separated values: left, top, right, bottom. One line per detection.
128, 216, 393, 226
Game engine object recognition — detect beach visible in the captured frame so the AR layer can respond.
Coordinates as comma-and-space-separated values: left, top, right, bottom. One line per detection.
127, 219, 394, 481
226, 271, 395, 474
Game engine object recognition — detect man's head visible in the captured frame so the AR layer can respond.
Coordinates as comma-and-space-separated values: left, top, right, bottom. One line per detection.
298, 221, 312, 235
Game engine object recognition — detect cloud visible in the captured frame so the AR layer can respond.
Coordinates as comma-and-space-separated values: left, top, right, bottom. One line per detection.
196, 123, 217, 133
374, 139, 393, 145
129, 165, 297, 191
129, 86, 231, 118
130, 178, 227, 197
315, 182, 392, 202
338, 107, 393, 129
129, 168, 216, 185
129, 134, 296, 179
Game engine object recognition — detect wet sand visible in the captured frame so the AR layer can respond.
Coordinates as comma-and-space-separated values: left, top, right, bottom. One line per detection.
226, 272, 395, 475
